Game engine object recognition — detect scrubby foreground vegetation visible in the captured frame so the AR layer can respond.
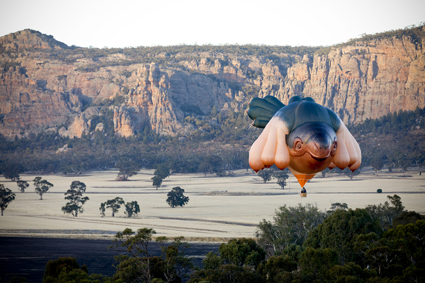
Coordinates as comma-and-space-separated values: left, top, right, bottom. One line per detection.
3, 195, 423, 283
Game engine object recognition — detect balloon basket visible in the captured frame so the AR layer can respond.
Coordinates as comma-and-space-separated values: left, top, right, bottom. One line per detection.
300, 193, 307, 198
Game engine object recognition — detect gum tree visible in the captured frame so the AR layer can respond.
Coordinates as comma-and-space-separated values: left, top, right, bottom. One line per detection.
101, 197, 125, 217
33, 177, 54, 200
124, 201, 140, 218
17, 180, 29, 193
61, 181, 90, 217
0, 184, 16, 216
166, 187, 189, 208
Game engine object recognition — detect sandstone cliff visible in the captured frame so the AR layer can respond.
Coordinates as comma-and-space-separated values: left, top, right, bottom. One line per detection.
0, 28, 424, 139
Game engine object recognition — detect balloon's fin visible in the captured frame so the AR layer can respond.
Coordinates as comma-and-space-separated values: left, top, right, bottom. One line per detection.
288, 167, 316, 187
247, 96, 285, 128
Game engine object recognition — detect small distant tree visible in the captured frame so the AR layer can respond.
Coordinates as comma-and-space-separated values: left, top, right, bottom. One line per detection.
199, 161, 212, 177
166, 187, 189, 208
102, 197, 125, 217
152, 175, 163, 190
154, 163, 171, 179
321, 168, 331, 178
33, 177, 54, 200
343, 167, 361, 180
61, 181, 90, 217
0, 184, 16, 216
2, 162, 23, 181
116, 158, 140, 181
257, 168, 273, 183
370, 156, 385, 176
124, 201, 140, 218
99, 202, 106, 217
273, 170, 289, 189
17, 180, 29, 193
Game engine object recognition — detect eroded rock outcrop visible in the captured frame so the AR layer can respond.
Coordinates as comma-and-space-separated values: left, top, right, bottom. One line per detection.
0, 29, 424, 139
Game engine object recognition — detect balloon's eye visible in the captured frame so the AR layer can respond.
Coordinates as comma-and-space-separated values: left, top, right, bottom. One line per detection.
294, 138, 303, 150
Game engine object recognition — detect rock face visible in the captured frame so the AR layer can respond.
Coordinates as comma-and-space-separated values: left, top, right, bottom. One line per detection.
0, 28, 424, 139
270, 37, 425, 124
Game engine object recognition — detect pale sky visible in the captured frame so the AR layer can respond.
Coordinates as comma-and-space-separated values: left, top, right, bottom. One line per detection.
0, 0, 424, 48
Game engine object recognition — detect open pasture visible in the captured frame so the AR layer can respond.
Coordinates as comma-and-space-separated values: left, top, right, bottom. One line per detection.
1, 168, 424, 240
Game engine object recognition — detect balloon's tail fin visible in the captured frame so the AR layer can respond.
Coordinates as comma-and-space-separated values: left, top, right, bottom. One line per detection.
247, 96, 285, 128
293, 173, 316, 187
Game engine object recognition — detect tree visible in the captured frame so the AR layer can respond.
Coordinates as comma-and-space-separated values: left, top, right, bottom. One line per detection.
327, 202, 348, 213
61, 181, 89, 217
2, 162, 23, 181
370, 155, 385, 176
219, 238, 266, 268
198, 161, 213, 177
33, 177, 53, 200
154, 163, 171, 179
299, 247, 339, 280
257, 168, 273, 183
116, 158, 140, 181
202, 252, 222, 270
166, 187, 189, 208
152, 175, 163, 190
124, 201, 140, 218
0, 184, 16, 216
99, 202, 106, 217
343, 167, 361, 179
102, 197, 125, 217
156, 236, 194, 282
273, 170, 289, 189
16, 180, 29, 193
109, 228, 157, 283
321, 167, 330, 178
305, 208, 381, 265
256, 203, 326, 257
365, 194, 405, 230
43, 257, 88, 283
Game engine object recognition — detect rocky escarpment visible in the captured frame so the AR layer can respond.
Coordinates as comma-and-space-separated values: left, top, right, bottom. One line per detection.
0, 28, 424, 139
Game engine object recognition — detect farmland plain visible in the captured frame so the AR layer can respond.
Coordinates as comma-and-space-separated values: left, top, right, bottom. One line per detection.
1, 168, 424, 241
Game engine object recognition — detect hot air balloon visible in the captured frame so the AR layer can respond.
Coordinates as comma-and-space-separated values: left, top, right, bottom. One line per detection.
247, 95, 361, 197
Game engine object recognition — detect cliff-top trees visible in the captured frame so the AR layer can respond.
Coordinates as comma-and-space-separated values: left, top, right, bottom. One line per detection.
33, 177, 53, 200
61, 181, 90, 217
0, 184, 16, 216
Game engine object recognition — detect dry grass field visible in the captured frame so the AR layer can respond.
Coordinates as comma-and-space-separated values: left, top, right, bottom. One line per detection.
1, 168, 424, 241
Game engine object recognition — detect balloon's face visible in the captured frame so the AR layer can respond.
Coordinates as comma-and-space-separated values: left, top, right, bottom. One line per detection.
287, 122, 337, 174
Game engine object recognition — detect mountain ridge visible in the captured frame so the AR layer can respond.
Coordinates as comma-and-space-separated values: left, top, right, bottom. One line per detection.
0, 26, 424, 140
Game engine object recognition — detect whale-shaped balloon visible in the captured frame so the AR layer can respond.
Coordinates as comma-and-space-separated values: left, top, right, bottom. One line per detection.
247, 95, 361, 188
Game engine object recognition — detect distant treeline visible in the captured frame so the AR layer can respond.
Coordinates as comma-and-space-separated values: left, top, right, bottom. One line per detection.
1, 105, 425, 177
315, 22, 425, 55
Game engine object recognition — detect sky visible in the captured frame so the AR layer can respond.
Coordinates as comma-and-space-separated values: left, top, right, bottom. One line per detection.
0, 0, 424, 49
